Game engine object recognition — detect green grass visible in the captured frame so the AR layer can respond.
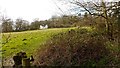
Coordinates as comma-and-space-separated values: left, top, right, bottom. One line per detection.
1, 28, 74, 59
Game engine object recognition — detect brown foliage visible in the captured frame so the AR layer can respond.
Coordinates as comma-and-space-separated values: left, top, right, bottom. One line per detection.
33, 28, 111, 66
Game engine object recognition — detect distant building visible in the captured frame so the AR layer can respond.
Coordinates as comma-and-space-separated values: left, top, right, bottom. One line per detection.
39, 25, 48, 29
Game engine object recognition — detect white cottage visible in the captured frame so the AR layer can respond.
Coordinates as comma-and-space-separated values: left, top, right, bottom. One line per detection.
40, 25, 48, 29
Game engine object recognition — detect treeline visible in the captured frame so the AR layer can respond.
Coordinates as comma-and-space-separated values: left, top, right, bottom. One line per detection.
1, 14, 94, 32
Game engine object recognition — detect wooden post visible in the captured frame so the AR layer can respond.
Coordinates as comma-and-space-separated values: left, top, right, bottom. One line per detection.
22, 58, 30, 68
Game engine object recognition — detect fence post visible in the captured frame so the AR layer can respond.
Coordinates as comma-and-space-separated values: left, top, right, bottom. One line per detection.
22, 58, 30, 68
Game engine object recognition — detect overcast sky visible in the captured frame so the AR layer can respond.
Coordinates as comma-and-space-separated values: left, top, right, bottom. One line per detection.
0, 0, 119, 22
0, 0, 66, 22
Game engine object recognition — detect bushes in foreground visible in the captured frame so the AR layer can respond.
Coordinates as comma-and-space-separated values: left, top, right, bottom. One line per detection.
33, 28, 119, 67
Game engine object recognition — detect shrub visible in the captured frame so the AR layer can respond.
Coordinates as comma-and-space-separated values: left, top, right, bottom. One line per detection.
33, 28, 112, 66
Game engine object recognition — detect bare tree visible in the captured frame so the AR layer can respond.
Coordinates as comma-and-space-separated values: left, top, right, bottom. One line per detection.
15, 18, 30, 31
15, 18, 23, 31
59, 0, 120, 40
1, 16, 13, 32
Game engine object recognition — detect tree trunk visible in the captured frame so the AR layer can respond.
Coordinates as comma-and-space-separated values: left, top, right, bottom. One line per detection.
102, 0, 113, 40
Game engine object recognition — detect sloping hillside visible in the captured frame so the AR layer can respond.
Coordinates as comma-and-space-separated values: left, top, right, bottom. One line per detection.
1, 28, 73, 59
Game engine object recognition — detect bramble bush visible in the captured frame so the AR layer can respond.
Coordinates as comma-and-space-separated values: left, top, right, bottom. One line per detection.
33, 28, 119, 67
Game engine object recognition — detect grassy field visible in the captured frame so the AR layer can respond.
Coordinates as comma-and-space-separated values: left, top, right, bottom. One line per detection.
1, 28, 73, 59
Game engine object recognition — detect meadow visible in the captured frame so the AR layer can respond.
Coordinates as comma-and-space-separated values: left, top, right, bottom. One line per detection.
1, 28, 72, 59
